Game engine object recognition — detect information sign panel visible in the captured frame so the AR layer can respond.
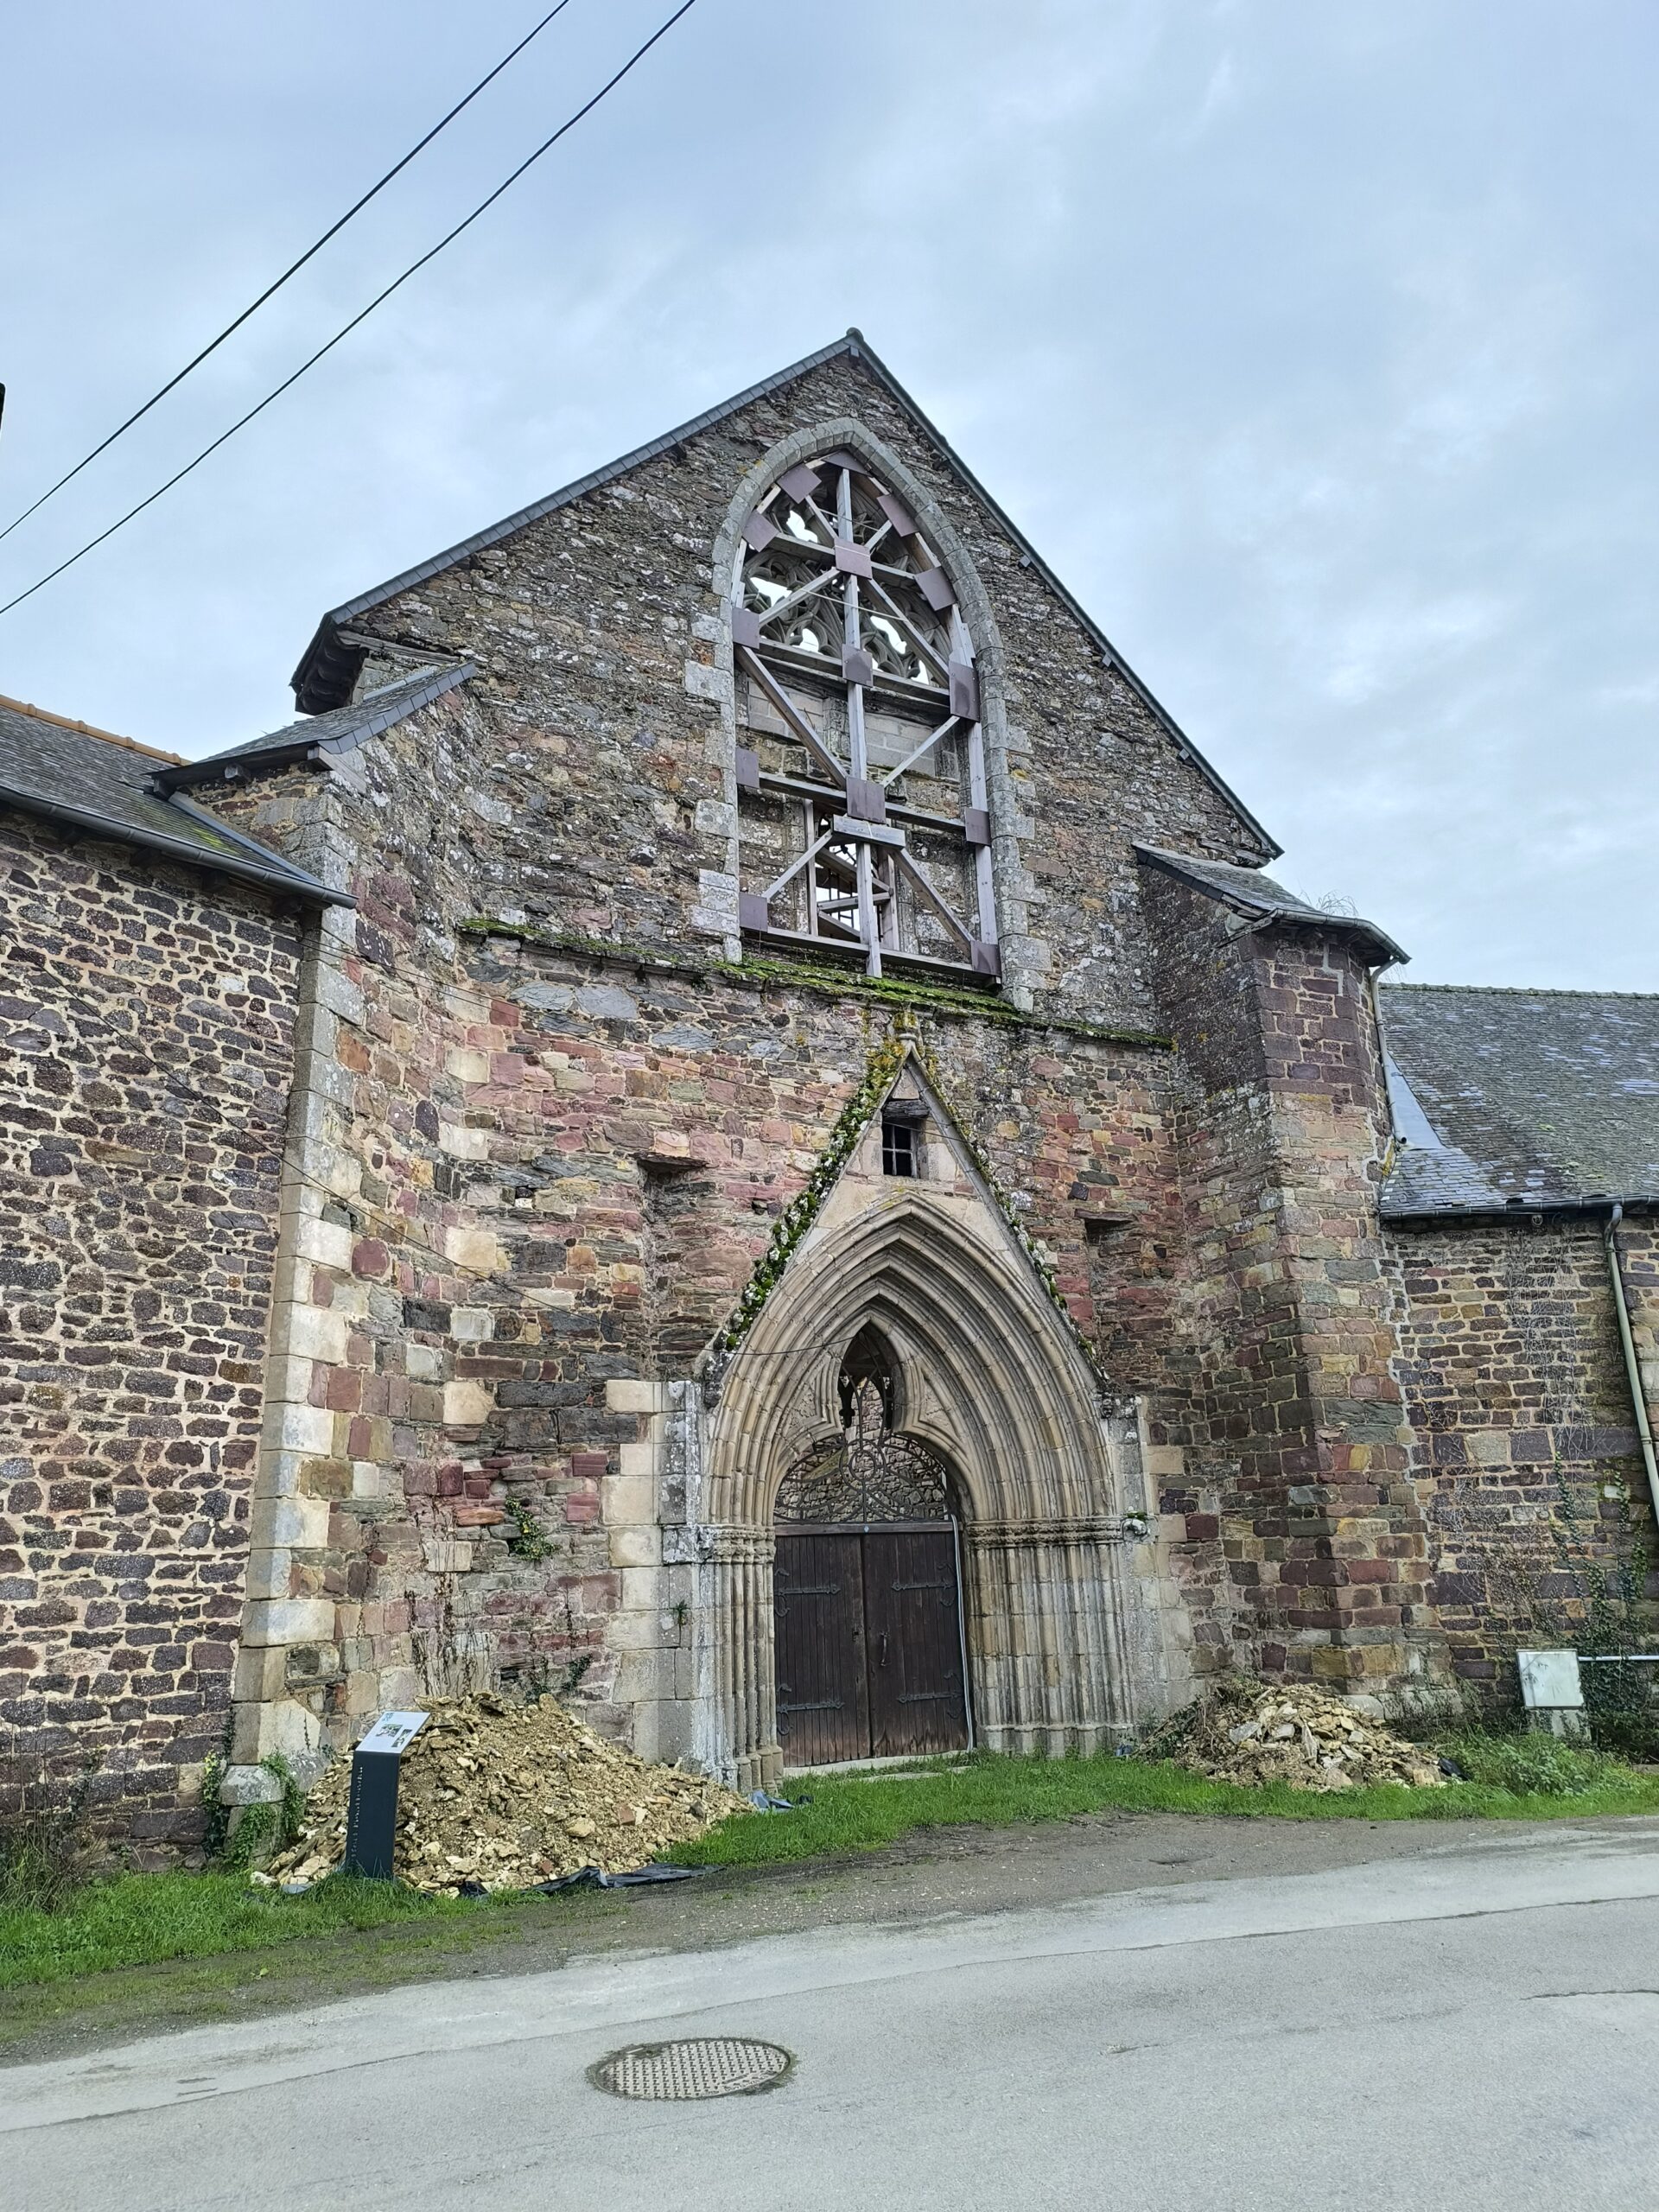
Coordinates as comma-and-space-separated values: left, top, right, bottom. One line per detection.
344, 1711, 430, 1879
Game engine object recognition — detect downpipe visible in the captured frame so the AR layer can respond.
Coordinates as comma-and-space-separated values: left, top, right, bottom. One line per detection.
1605, 1203, 1659, 1525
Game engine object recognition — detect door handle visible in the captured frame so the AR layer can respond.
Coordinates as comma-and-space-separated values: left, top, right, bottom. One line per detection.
877, 1633, 889, 1669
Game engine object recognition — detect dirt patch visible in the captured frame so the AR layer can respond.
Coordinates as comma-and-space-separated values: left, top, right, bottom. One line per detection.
269, 1695, 749, 1892
1145, 1676, 1446, 1791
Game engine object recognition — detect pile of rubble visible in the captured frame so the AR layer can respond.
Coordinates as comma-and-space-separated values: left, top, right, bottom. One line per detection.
1143, 1675, 1446, 1792
267, 1694, 750, 1892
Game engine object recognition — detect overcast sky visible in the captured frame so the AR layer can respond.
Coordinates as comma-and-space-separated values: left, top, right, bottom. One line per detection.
3, 2, 1654, 986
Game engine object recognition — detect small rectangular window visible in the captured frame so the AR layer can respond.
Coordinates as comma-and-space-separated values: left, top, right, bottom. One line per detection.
881, 1120, 916, 1178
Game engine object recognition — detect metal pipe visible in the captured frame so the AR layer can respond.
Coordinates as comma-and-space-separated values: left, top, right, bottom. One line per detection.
1605, 1203, 1659, 1524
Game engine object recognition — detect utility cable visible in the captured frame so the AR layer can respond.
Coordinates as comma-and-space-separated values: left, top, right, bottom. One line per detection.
0, 0, 579, 547
0, 0, 700, 620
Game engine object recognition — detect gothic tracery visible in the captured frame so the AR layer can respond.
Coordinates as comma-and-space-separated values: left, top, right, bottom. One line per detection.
774, 1329, 956, 1524
732, 449, 998, 979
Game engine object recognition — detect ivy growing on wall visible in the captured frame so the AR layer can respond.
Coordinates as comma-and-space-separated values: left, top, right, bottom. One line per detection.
716, 1034, 909, 1355
710, 1027, 1108, 1396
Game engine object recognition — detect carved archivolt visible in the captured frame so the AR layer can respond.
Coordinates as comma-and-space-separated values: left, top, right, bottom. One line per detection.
705, 1198, 1119, 1533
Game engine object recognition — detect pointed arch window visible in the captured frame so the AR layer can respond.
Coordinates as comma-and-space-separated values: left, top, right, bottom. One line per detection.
774, 1327, 956, 1523
731, 450, 998, 982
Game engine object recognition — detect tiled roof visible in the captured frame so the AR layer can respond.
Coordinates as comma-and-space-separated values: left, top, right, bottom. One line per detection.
158, 663, 472, 791
0, 694, 341, 903
287, 329, 1278, 859
1380, 985, 1659, 1214
1134, 842, 1408, 968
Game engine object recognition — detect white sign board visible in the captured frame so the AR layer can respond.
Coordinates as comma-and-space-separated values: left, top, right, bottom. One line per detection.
356, 1710, 430, 1756
1517, 1649, 1584, 1711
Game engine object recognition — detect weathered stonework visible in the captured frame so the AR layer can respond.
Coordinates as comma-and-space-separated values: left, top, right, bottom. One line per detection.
1142, 868, 1443, 1697
1389, 1215, 1659, 1680
4, 337, 1655, 1844
0, 814, 302, 1847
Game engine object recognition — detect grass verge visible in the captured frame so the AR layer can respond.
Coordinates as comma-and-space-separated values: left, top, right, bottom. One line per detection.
6, 1749, 1657, 1996
0, 1872, 483, 1990
665, 1749, 1659, 1867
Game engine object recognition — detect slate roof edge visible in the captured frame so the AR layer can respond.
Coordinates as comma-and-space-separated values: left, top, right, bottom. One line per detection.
1379, 982, 1659, 1003
1382, 1194, 1659, 1224
158, 662, 475, 789
0, 776, 348, 906
288, 329, 1280, 859
1132, 842, 1408, 966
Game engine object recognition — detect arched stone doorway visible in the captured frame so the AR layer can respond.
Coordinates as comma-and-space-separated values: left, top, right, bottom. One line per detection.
696, 1109, 1170, 1788
772, 1326, 970, 1766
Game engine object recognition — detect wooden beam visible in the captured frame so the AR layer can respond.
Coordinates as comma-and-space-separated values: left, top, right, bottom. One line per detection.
878, 713, 958, 788
736, 647, 846, 786
897, 848, 976, 949
761, 827, 833, 902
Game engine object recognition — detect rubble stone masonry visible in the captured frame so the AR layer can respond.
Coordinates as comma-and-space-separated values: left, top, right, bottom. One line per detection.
1389, 1215, 1659, 1681
211, 716, 1194, 1760
0, 813, 302, 1848
189, 348, 1264, 1773
1142, 868, 1440, 1694
7, 346, 1653, 1844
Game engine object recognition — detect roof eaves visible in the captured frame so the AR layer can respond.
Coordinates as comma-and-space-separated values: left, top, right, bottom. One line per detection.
1382, 1193, 1659, 1224
161, 663, 474, 790
162, 791, 350, 904
284, 333, 1279, 857
1133, 841, 1408, 967
0, 779, 348, 906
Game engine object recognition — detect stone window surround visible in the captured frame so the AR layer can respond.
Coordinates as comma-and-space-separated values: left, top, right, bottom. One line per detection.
700, 417, 1047, 1011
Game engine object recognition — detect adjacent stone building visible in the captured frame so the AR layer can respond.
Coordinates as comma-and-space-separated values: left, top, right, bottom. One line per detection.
3, 333, 1655, 1850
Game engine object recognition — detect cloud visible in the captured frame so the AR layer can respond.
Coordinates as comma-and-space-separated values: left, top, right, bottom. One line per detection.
0, 0, 1655, 988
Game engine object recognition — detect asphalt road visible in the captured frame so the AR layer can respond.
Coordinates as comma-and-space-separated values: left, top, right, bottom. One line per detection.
9, 1822, 1659, 2211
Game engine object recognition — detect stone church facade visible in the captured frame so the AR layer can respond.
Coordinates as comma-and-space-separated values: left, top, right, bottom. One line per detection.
3, 333, 1656, 1850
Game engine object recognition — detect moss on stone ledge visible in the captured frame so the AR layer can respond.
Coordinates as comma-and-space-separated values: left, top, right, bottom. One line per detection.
457, 916, 1172, 1049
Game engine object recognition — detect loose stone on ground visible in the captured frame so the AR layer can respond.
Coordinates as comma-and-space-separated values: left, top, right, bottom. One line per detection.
268, 1694, 749, 1892
1144, 1676, 1446, 1791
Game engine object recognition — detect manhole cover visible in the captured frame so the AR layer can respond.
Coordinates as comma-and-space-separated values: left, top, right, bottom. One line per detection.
588, 2037, 793, 2101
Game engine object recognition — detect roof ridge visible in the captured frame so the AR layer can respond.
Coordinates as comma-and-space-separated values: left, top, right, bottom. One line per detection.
1381, 982, 1659, 1002
0, 691, 185, 766
284, 331, 1280, 858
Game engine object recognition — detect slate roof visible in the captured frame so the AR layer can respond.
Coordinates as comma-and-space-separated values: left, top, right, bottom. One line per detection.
1134, 842, 1408, 968
288, 328, 1278, 860
156, 663, 473, 791
0, 694, 341, 903
1379, 985, 1659, 1216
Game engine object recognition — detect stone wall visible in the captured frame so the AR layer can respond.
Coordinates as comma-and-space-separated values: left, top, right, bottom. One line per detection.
0, 814, 302, 1851
192, 348, 1280, 1770
323, 349, 1269, 1032
201, 742, 1197, 1768
1141, 867, 1440, 1696
1389, 1213, 1659, 1687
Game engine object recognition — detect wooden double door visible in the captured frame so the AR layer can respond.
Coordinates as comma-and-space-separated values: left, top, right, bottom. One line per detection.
774, 1522, 970, 1767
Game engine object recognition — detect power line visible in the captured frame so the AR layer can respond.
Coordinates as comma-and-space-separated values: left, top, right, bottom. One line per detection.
0, 0, 701, 620
0, 0, 579, 548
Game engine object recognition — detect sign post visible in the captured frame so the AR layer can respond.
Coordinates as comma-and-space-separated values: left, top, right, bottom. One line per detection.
342, 1710, 429, 1879
1516, 1650, 1588, 1740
